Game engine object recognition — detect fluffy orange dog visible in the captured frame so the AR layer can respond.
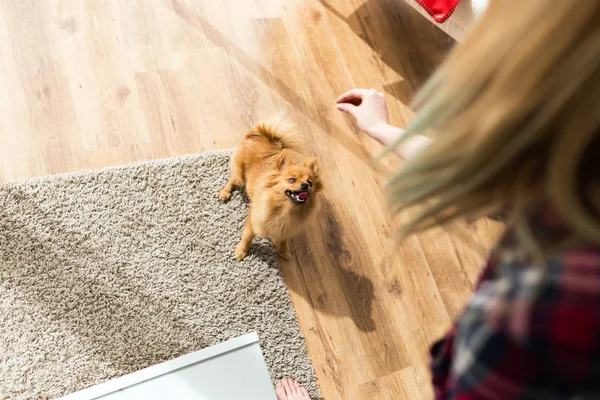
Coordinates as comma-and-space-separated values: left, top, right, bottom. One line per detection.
219, 117, 322, 261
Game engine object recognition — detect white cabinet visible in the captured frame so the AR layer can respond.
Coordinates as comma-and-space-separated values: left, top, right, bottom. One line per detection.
58, 333, 277, 400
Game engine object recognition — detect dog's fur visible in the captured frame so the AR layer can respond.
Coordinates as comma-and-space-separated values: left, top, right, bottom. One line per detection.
219, 117, 322, 261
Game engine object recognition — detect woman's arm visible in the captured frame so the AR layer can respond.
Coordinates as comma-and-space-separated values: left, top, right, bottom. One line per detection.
336, 89, 432, 162
369, 122, 432, 161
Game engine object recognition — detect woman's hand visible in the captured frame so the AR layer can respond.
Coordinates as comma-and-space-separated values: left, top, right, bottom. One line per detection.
336, 88, 432, 161
336, 89, 390, 138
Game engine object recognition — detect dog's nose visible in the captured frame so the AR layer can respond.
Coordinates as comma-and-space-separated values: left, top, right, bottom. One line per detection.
300, 182, 309, 190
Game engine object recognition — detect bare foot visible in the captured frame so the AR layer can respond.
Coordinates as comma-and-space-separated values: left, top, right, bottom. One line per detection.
275, 379, 311, 400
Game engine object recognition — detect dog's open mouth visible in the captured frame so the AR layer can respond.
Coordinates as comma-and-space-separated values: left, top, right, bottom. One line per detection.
285, 190, 310, 204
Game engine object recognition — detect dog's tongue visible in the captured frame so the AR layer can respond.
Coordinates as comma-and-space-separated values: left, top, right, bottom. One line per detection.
298, 192, 309, 201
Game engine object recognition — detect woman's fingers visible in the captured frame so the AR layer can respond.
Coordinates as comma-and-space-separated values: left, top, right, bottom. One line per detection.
336, 88, 390, 138
335, 102, 357, 116
335, 88, 373, 104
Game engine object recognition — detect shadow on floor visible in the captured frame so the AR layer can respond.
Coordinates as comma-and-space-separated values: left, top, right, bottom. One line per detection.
319, 0, 455, 104
284, 198, 377, 333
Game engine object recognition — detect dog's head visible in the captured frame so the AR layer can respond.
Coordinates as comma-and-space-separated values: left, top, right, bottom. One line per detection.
270, 152, 322, 206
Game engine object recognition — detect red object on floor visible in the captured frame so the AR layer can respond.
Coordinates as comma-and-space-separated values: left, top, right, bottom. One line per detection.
415, 0, 461, 23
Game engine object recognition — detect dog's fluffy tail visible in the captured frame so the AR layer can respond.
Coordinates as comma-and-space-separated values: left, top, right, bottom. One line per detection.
246, 112, 305, 152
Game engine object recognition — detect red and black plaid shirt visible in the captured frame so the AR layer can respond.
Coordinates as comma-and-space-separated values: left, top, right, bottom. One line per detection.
430, 206, 600, 399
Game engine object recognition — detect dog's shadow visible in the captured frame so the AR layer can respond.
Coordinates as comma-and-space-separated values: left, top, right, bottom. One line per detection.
282, 200, 376, 333
227, 186, 376, 332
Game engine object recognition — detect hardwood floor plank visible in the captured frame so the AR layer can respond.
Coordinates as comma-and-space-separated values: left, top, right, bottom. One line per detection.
0, 0, 82, 179
49, 0, 151, 151
360, 366, 422, 400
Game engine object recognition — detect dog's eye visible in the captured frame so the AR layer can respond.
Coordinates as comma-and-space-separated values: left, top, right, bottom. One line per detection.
288, 178, 296, 183
307, 180, 313, 187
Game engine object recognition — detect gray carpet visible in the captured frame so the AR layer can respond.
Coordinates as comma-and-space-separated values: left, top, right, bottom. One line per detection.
0, 150, 320, 399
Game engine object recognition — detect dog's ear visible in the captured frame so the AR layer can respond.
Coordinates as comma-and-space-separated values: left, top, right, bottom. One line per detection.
275, 151, 291, 170
303, 158, 319, 175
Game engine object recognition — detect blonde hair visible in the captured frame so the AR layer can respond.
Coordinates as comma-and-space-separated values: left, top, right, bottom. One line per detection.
390, 0, 600, 254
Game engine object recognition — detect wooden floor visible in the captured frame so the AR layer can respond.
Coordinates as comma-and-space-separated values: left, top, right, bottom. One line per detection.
0, 0, 502, 398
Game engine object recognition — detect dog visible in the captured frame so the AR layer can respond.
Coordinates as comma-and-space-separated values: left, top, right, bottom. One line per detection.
219, 116, 322, 261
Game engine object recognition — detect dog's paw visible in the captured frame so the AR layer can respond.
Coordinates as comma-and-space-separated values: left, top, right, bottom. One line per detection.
235, 244, 248, 261
218, 187, 232, 201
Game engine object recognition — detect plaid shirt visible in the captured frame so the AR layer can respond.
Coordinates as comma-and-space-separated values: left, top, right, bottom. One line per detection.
430, 206, 600, 399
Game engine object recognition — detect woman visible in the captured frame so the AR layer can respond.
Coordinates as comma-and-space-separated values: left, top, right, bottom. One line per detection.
277, 0, 600, 398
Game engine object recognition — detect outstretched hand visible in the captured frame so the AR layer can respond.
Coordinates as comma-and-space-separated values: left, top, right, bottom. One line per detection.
336, 89, 390, 138
336, 88, 432, 161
